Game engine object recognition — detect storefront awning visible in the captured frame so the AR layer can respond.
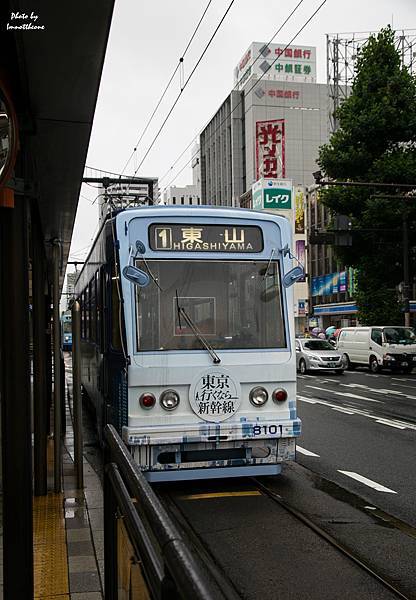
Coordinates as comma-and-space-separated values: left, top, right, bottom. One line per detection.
314, 302, 357, 316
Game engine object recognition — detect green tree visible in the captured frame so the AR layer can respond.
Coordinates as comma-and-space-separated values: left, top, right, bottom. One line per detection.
318, 26, 416, 325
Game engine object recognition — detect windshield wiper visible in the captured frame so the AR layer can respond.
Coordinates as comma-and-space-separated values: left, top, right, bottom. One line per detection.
175, 292, 220, 364
134, 247, 163, 290
263, 248, 276, 279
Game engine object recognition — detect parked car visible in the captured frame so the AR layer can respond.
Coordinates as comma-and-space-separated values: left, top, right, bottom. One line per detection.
336, 326, 416, 373
295, 338, 344, 374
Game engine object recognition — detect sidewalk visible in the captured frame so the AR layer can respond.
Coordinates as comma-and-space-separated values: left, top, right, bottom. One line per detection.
33, 355, 104, 599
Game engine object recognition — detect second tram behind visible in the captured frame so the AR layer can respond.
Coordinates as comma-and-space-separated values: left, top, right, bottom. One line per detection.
75, 206, 302, 481
61, 312, 72, 351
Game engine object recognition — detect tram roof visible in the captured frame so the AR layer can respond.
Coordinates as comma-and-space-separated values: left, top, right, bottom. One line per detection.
113, 204, 292, 224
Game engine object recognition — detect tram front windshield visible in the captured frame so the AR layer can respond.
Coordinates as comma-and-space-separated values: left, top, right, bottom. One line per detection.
135, 260, 286, 351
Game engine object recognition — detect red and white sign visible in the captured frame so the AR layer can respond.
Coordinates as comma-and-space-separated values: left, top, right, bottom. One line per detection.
255, 119, 285, 179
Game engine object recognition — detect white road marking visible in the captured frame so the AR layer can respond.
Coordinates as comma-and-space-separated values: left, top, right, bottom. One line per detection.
351, 371, 380, 378
371, 388, 406, 396
297, 395, 318, 404
297, 394, 416, 431
338, 471, 397, 494
340, 392, 381, 403
296, 446, 320, 457
341, 381, 416, 399
341, 383, 369, 389
305, 385, 382, 403
341, 381, 415, 398
375, 419, 406, 430
391, 383, 416, 390
332, 407, 355, 414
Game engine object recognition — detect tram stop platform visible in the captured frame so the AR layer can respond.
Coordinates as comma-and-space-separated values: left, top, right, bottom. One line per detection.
33, 358, 104, 600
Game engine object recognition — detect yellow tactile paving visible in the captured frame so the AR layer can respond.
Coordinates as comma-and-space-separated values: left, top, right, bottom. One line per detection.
33, 492, 69, 598
34, 597, 69, 600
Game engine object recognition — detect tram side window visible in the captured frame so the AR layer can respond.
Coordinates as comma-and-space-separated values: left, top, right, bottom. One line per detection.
80, 291, 85, 339
84, 286, 90, 340
111, 263, 122, 351
96, 271, 101, 347
89, 279, 97, 343
99, 267, 106, 352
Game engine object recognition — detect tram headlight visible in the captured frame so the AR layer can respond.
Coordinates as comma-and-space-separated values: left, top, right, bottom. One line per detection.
249, 386, 268, 407
272, 388, 287, 403
160, 389, 180, 411
139, 392, 156, 410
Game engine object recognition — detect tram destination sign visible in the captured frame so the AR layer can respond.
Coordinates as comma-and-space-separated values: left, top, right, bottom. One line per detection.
149, 224, 263, 252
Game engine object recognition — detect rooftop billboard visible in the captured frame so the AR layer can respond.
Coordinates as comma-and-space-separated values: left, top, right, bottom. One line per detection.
234, 42, 317, 89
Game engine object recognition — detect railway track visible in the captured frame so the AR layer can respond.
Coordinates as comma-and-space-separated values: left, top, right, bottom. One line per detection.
156, 472, 416, 600
252, 477, 414, 600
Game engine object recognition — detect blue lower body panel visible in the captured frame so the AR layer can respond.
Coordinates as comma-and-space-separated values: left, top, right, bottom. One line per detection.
144, 464, 282, 482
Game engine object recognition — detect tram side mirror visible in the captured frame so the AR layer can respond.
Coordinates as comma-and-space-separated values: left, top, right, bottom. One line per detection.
122, 266, 150, 287
283, 266, 304, 288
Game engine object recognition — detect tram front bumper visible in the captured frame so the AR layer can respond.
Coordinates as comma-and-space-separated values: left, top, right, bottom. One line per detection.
123, 419, 301, 476
123, 418, 301, 446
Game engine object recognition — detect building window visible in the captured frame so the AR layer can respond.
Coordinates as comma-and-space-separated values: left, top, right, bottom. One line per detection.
181, 196, 184, 205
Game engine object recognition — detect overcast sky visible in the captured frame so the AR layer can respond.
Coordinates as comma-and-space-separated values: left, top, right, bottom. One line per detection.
67, 0, 415, 272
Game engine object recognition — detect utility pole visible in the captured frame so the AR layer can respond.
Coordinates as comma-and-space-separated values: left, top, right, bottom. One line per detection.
403, 209, 410, 326
82, 176, 156, 205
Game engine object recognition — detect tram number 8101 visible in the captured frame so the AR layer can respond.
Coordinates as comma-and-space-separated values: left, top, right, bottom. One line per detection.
253, 424, 279, 436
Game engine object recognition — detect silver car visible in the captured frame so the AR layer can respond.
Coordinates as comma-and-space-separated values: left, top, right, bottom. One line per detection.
295, 338, 344, 375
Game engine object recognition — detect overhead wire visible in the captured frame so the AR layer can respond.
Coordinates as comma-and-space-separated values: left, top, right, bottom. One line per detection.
84, 166, 127, 177
127, 0, 237, 188
157, 0, 307, 193
158, 0, 328, 199
79, 193, 94, 203
84, 182, 102, 189
119, 0, 214, 179
157, 0, 305, 187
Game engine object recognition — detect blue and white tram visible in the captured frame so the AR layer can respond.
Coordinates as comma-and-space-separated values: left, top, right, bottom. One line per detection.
75, 206, 302, 481
61, 312, 72, 351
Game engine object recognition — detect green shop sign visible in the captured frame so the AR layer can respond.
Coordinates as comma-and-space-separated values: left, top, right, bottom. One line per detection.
251, 178, 293, 211
263, 187, 292, 209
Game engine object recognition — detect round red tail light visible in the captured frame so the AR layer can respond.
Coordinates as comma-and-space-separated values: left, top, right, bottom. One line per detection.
272, 388, 287, 403
139, 393, 156, 409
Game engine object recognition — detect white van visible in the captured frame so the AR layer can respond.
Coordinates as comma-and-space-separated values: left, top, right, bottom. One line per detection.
337, 326, 416, 373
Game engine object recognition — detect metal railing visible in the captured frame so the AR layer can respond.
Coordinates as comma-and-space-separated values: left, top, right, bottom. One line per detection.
104, 424, 238, 600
